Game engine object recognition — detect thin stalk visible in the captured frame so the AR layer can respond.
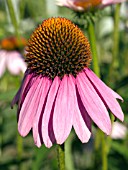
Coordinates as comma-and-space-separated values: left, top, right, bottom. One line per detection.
32, 146, 49, 170
0, 113, 3, 156
93, 129, 101, 168
107, 115, 115, 152
6, 0, 20, 38
101, 132, 108, 170
108, 4, 121, 80
88, 19, 109, 170
57, 144, 65, 170
17, 132, 23, 160
65, 133, 74, 170
88, 20, 100, 77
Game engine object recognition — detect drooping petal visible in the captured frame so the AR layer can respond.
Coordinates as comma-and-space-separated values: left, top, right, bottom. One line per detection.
11, 70, 29, 108
11, 88, 22, 108
76, 87, 92, 132
33, 77, 52, 147
41, 77, 61, 148
76, 71, 111, 135
18, 73, 37, 111
67, 75, 91, 143
14, 72, 35, 121
107, 87, 123, 101
18, 76, 42, 136
85, 68, 124, 121
53, 75, 74, 144
84, 68, 123, 101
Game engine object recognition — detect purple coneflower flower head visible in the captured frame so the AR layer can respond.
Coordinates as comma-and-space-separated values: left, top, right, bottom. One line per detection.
12, 17, 124, 148
0, 37, 27, 77
56, 0, 126, 11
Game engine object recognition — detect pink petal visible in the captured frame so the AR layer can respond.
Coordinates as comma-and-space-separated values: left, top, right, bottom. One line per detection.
18, 76, 42, 136
11, 70, 29, 108
67, 75, 91, 143
15, 72, 35, 121
76, 87, 92, 131
53, 75, 74, 144
76, 71, 111, 135
33, 77, 52, 147
18, 73, 37, 111
41, 77, 61, 148
11, 88, 22, 108
85, 68, 124, 121
85, 68, 123, 101
108, 88, 123, 101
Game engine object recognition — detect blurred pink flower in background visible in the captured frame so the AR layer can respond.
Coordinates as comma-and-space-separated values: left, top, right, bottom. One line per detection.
111, 122, 127, 139
12, 18, 124, 148
0, 37, 27, 78
0, 50, 27, 77
56, 0, 126, 11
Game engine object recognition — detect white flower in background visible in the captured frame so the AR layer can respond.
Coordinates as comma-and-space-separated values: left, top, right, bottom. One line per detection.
111, 122, 127, 139
0, 36, 27, 78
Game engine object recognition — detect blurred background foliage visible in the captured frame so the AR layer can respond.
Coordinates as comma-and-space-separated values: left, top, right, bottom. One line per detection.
0, 0, 128, 170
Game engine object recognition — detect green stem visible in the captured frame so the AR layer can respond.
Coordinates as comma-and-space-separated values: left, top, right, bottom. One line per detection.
17, 132, 23, 161
93, 129, 102, 168
108, 4, 121, 80
0, 113, 3, 156
88, 20, 100, 77
88, 19, 108, 170
107, 115, 115, 153
57, 144, 65, 170
65, 133, 74, 170
6, 0, 20, 38
101, 132, 108, 170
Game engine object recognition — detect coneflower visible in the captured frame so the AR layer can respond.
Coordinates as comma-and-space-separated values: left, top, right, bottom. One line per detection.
12, 17, 124, 148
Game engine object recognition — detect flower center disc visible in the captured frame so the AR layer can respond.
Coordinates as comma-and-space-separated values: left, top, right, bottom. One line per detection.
26, 17, 91, 79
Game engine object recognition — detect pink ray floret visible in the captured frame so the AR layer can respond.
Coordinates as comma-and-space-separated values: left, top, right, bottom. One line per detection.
12, 68, 124, 148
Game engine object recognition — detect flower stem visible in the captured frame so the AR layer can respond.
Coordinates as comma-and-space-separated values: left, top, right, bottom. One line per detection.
88, 20, 100, 77
0, 113, 3, 156
88, 19, 108, 170
108, 4, 121, 81
17, 132, 23, 162
6, 0, 20, 38
57, 144, 65, 170
101, 132, 108, 170
65, 133, 74, 170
